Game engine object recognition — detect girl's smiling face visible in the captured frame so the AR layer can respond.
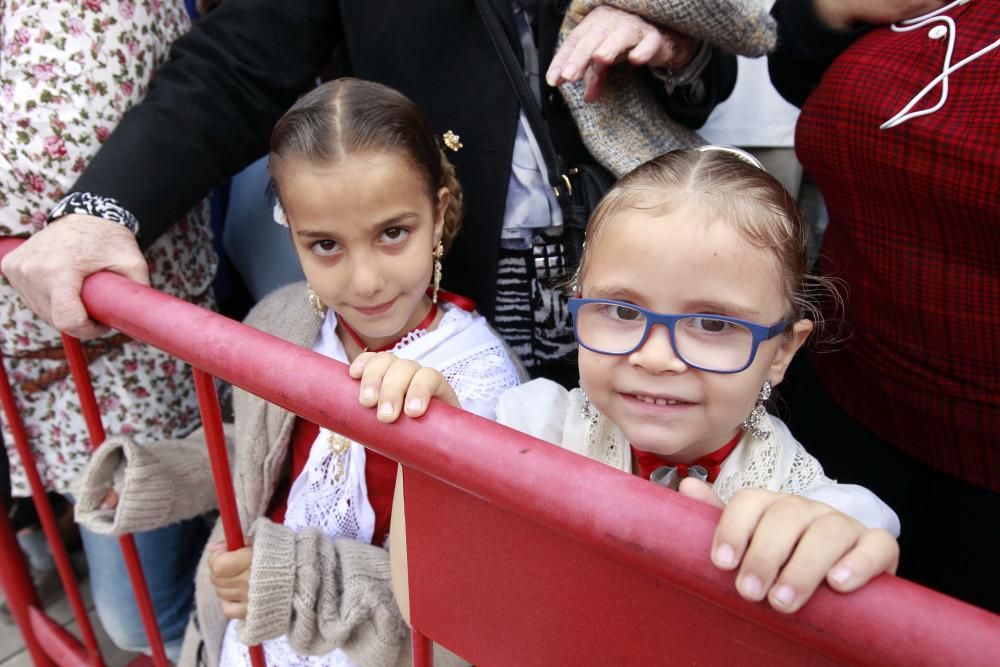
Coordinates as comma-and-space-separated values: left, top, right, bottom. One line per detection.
278, 150, 448, 351
577, 203, 811, 463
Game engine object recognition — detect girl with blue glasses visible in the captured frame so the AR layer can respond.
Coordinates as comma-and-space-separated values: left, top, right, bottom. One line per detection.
356, 147, 900, 616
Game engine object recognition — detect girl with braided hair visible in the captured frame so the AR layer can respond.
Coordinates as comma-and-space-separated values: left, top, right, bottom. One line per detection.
75, 78, 523, 666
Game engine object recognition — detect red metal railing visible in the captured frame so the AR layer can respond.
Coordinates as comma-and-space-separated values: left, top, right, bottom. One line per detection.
1, 237, 998, 666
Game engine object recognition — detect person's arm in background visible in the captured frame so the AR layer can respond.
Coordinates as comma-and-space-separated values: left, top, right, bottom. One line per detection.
1, 0, 340, 338
769, 0, 946, 107
75, 0, 340, 243
545, 5, 737, 128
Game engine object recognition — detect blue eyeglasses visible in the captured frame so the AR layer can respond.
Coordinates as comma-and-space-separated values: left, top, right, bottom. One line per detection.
567, 298, 789, 374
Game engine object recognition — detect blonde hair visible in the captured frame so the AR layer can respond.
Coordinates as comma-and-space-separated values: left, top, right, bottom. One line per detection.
268, 78, 463, 252
577, 149, 840, 334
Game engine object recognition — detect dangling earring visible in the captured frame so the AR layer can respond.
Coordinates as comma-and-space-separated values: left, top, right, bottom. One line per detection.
432, 242, 444, 304
307, 285, 325, 318
579, 390, 600, 428
742, 380, 772, 440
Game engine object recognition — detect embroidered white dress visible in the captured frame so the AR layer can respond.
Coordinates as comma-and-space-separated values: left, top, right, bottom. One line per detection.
495, 379, 901, 534
220, 303, 524, 666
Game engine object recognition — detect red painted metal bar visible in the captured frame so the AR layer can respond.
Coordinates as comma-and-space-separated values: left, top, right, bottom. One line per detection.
403, 467, 840, 666
411, 628, 433, 667
0, 349, 104, 666
1, 238, 998, 665
29, 607, 94, 667
59, 335, 107, 447
0, 497, 55, 667
62, 334, 170, 667
192, 368, 266, 667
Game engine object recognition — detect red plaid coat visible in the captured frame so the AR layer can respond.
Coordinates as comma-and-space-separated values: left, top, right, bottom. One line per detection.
796, 0, 999, 491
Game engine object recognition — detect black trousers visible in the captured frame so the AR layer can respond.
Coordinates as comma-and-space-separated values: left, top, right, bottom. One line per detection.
778, 354, 1000, 613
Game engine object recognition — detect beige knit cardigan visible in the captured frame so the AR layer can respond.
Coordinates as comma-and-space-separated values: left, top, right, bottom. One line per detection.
559, 0, 777, 177
75, 282, 463, 667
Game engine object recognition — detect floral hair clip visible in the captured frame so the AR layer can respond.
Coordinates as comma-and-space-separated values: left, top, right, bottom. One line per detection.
273, 202, 289, 227
442, 130, 463, 152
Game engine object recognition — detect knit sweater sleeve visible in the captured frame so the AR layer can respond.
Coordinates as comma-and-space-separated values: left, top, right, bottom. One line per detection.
73, 429, 224, 535
240, 517, 408, 667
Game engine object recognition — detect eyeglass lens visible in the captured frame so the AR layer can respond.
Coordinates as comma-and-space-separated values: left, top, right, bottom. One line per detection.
574, 301, 754, 371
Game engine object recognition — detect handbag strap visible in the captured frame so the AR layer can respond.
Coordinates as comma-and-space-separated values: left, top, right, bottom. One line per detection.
473, 0, 571, 200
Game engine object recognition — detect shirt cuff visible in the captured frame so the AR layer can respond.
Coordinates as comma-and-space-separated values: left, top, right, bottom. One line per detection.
649, 40, 713, 95
47, 192, 140, 237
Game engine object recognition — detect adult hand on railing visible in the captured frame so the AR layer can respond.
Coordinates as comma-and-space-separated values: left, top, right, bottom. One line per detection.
0, 214, 150, 340
679, 478, 900, 614
812, 0, 947, 30
207, 540, 253, 620
545, 5, 698, 102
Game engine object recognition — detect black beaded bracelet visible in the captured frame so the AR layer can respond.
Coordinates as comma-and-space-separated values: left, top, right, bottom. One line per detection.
46, 192, 140, 237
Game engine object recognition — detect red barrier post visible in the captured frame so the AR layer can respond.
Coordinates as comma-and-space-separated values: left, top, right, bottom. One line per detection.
62, 335, 170, 667
1, 238, 997, 666
192, 368, 266, 667
28, 607, 95, 667
0, 350, 104, 666
0, 497, 55, 667
411, 628, 433, 667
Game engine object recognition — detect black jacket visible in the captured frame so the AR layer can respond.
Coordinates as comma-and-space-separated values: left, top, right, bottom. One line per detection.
74, 0, 732, 318
768, 0, 868, 108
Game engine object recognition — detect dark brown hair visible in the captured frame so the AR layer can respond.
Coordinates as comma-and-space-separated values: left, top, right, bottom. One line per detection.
269, 78, 463, 251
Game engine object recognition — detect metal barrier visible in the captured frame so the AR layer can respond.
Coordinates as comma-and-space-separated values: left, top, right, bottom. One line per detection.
1, 237, 998, 666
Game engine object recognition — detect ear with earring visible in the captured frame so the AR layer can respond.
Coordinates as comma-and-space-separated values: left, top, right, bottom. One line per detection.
307, 285, 325, 318
432, 241, 444, 304
742, 380, 772, 440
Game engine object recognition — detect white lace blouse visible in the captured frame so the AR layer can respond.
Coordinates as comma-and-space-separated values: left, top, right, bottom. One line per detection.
495, 379, 901, 535
220, 303, 524, 667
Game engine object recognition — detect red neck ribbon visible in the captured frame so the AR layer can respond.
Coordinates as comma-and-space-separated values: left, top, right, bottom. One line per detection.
335, 289, 475, 353
632, 430, 743, 483
337, 302, 438, 353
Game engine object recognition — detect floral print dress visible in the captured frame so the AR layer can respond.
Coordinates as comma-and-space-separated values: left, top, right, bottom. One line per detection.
1, 0, 218, 495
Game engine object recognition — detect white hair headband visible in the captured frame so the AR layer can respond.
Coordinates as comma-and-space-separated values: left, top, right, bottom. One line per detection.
696, 144, 766, 171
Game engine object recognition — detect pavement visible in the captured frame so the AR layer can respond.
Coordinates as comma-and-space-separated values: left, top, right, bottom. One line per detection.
0, 548, 143, 666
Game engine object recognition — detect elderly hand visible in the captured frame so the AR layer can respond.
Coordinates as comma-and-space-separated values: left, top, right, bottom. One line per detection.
813, 0, 948, 30
680, 478, 899, 613
1, 214, 149, 340
545, 5, 698, 103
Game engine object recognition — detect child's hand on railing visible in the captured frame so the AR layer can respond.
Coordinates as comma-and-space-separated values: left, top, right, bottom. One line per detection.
207, 540, 253, 619
678, 478, 900, 614
350, 352, 460, 423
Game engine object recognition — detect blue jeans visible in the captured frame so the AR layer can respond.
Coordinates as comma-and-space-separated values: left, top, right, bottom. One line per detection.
80, 516, 212, 661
